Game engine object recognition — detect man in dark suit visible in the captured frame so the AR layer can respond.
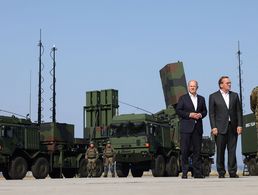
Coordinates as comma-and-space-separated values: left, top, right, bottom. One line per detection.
209, 76, 242, 178
176, 80, 207, 179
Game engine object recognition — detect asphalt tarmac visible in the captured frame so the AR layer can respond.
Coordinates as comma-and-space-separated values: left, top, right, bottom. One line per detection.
1, 175, 258, 195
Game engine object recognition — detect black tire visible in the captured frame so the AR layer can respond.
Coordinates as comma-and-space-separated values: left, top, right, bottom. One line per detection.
2, 169, 12, 180
94, 159, 104, 177
8, 156, 28, 179
63, 168, 76, 178
152, 155, 165, 177
31, 157, 49, 179
202, 159, 211, 177
166, 156, 179, 177
116, 162, 129, 177
78, 159, 88, 178
49, 168, 63, 178
131, 168, 144, 177
248, 158, 258, 176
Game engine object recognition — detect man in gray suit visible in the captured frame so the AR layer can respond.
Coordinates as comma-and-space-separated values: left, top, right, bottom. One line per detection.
209, 76, 242, 178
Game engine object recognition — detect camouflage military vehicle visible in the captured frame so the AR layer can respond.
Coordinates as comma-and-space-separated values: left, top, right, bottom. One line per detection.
110, 111, 214, 177
83, 89, 119, 177
0, 88, 119, 180
110, 113, 180, 177
109, 62, 214, 177
160, 62, 215, 176
0, 115, 41, 179
242, 113, 258, 175
241, 87, 258, 176
0, 115, 89, 179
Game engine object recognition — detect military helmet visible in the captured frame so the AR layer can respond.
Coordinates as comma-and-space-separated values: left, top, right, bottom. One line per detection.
89, 141, 94, 145
106, 140, 111, 144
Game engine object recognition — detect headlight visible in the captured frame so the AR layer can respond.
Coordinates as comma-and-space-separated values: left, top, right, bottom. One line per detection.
145, 143, 150, 148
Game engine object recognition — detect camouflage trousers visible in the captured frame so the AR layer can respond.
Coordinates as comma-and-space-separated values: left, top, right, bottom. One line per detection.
103, 157, 115, 177
87, 158, 97, 177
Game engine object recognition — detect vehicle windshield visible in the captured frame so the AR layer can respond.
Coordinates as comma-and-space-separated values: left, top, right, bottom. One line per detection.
110, 122, 146, 137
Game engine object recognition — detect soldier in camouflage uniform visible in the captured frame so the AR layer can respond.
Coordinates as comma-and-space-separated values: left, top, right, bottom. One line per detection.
103, 141, 116, 177
85, 141, 99, 177
251, 86, 258, 129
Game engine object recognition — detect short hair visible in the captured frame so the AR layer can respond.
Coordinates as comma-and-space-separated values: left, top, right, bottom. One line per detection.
188, 80, 198, 87
218, 76, 229, 88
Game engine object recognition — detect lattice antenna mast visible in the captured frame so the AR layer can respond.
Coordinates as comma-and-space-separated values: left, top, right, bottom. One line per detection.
50, 45, 57, 123
237, 41, 243, 116
37, 29, 45, 125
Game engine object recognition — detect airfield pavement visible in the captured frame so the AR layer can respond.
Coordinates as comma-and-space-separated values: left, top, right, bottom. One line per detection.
1, 174, 258, 195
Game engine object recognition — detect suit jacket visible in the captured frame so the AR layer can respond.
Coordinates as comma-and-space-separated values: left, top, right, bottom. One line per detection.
176, 93, 207, 134
209, 90, 242, 134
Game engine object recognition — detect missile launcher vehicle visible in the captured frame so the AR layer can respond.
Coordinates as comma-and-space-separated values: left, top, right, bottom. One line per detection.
110, 62, 215, 177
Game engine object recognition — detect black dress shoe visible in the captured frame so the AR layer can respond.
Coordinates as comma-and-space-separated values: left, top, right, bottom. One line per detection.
218, 175, 225, 178
194, 175, 205, 179
229, 174, 239, 178
182, 174, 187, 179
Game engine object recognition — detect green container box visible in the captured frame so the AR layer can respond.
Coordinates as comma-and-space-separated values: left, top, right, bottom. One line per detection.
86, 91, 100, 107
242, 113, 257, 155
100, 89, 118, 126
100, 89, 118, 106
40, 122, 74, 143
86, 109, 100, 128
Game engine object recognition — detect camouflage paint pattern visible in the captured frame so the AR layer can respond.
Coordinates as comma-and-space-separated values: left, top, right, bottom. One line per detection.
160, 61, 187, 107
0, 115, 40, 164
154, 106, 180, 148
110, 113, 178, 164
250, 86, 258, 129
40, 122, 74, 144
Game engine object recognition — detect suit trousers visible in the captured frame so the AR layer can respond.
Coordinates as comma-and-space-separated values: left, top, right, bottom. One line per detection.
180, 126, 202, 176
215, 123, 238, 176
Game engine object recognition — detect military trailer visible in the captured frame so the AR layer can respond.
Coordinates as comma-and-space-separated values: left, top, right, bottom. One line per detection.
0, 115, 89, 179
242, 113, 258, 175
39, 122, 89, 178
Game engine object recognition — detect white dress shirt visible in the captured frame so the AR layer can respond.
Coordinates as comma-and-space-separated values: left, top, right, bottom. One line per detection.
220, 90, 229, 109
189, 92, 198, 111
220, 89, 230, 121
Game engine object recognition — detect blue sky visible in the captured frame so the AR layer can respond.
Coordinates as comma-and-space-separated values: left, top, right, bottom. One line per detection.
1, 1, 258, 164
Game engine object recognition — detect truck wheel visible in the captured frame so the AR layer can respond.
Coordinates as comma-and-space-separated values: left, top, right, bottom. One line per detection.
2, 169, 12, 180
78, 159, 88, 178
202, 159, 211, 177
152, 155, 165, 177
63, 168, 76, 178
248, 158, 258, 176
49, 168, 63, 178
166, 156, 179, 177
131, 168, 144, 177
31, 157, 49, 179
8, 156, 28, 179
116, 162, 129, 177
95, 159, 104, 177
